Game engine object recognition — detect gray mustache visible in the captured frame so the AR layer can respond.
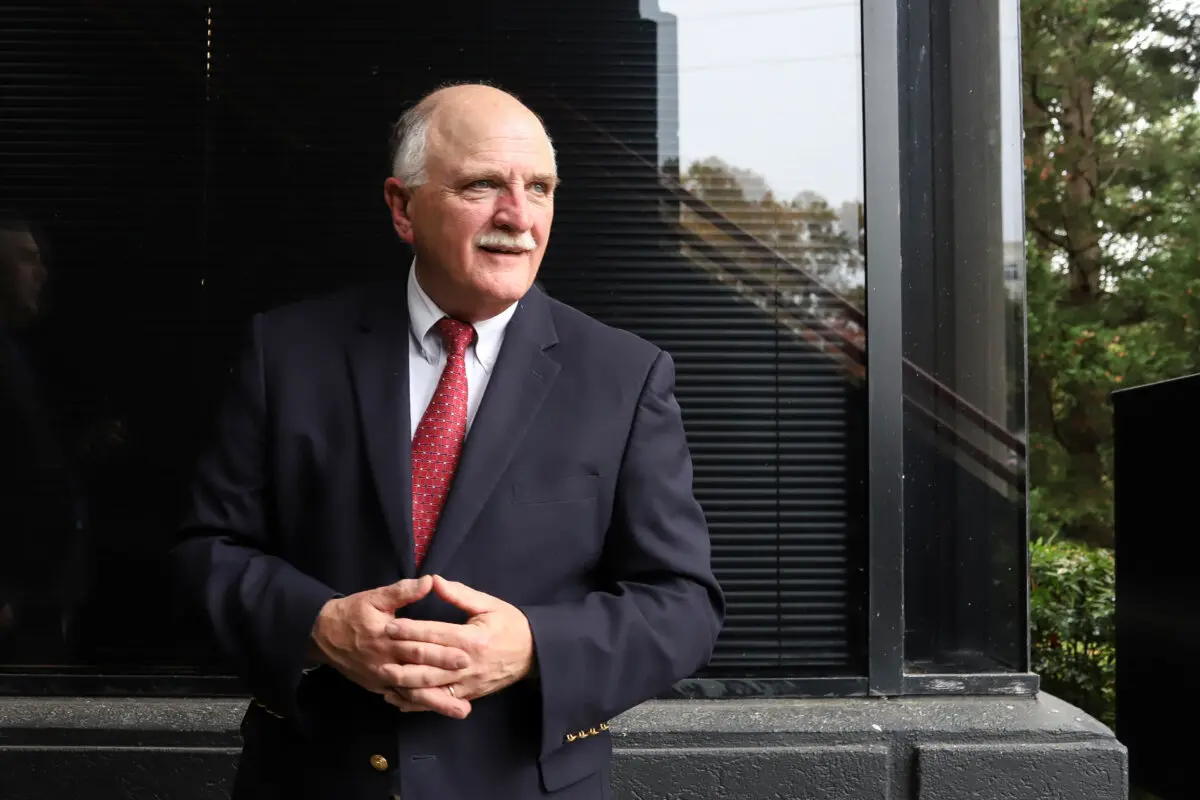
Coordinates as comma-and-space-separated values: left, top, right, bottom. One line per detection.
476, 231, 536, 251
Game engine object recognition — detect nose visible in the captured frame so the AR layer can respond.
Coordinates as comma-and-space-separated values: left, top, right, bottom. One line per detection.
492, 185, 534, 233
28, 260, 47, 294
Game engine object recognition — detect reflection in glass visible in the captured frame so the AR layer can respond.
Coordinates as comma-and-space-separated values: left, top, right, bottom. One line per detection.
901, 0, 1028, 673
639, 0, 867, 672
0, 213, 77, 663
0, 0, 866, 675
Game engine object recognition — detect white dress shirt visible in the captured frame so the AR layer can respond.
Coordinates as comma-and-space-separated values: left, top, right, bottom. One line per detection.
407, 263, 518, 439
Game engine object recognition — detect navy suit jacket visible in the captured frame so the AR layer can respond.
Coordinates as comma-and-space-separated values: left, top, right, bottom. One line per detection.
171, 280, 725, 799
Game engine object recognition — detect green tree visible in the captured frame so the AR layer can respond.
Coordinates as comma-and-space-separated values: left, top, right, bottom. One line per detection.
680, 157, 866, 306
1023, 0, 1200, 546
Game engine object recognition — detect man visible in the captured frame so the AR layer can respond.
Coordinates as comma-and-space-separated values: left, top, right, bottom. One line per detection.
0, 212, 80, 660
172, 84, 724, 799
0, 213, 47, 327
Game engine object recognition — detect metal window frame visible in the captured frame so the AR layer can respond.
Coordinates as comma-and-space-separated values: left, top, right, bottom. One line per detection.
862, 0, 907, 698
858, 0, 1036, 699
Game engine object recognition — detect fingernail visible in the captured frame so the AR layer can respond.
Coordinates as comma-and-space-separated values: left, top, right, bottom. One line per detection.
454, 658, 468, 669
385, 622, 399, 636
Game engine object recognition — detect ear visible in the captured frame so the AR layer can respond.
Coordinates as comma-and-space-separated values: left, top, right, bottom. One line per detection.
383, 177, 416, 244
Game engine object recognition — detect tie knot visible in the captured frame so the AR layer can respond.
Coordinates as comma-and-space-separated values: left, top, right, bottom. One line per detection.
435, 317, 475, 356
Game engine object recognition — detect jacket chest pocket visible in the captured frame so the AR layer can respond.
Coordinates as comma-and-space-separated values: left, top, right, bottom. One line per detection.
512, 474, 600, 506
485, 474, 605, 572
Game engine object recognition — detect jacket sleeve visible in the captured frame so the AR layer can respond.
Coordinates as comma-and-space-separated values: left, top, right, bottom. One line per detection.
519, 349, 726, 760
170, 313, 338, 723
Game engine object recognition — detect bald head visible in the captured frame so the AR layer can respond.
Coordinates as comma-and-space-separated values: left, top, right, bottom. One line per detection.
390, 84, 556, 187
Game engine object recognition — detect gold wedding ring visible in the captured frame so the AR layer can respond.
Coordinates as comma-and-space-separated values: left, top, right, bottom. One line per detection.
447, 686, 456, 698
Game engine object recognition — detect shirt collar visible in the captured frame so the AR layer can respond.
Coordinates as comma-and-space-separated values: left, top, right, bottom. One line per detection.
406, 261, 517, 373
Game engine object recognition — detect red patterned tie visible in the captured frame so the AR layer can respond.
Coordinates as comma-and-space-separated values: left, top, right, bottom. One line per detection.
412, 317, 476, 567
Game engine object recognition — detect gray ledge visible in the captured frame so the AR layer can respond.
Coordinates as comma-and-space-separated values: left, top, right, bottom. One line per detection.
0, 693, 1126, 800
611, 693, 1115, 744
0, 692, 1115, 746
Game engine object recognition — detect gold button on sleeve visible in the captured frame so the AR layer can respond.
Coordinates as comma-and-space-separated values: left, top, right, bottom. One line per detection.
370, 754, 389, 772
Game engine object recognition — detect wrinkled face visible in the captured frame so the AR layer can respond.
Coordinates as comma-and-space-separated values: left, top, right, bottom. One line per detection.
384, 91, 557, 321
0, 230, 45, 325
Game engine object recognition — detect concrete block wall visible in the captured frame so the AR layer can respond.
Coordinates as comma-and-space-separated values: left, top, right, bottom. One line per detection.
0, 693, 1126, 799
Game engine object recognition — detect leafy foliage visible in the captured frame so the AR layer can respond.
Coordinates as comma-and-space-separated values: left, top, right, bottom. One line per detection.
1030, 535, 1116, 728
679, 157, 866, 306
1023, 0, 1200, 546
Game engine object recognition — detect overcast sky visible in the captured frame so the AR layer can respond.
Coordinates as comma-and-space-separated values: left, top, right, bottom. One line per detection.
655, 0, 865, 207
651, 0, 1025, 244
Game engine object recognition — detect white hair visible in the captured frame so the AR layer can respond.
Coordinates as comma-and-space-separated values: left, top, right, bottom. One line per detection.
387, 86, 558, 188
389, 102, 434, 187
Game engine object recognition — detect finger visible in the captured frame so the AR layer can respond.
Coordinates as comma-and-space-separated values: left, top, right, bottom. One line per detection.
430, 575, 498, 615
390, 640, 470, 671
377, 662, 462, 690
384, 692, 430, 712
401, 686, 471, 719
384, 618, 486, 651
372, 576, 434, 611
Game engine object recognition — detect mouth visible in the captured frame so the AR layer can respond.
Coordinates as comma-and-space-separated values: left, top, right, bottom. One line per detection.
478, 245, 530, 255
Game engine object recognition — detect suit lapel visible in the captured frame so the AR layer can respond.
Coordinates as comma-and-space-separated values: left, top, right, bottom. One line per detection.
345, 280, 416, 577
420, 289, 561, 575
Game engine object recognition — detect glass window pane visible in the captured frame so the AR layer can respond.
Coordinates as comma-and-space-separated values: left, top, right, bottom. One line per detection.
0, 0, 866, 678
0, 0, 210, 670
901, 0, 1028, 673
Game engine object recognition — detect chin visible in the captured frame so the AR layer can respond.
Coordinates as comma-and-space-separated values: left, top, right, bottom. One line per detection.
472, 255, 538, 296
485, 278, 533, 304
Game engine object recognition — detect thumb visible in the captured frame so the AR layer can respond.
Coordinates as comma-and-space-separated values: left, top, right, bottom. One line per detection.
372, 575, 434, 610
431, 575, 498, 616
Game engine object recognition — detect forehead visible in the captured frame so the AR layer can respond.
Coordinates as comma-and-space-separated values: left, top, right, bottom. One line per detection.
427, 105, 555, 177
0, 229, 37, 255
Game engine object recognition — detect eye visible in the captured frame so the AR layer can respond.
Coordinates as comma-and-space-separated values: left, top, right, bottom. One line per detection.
467, 179, 494, 190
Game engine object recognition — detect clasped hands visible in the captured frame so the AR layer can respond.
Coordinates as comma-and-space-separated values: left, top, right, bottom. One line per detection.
310, 574, 534, 719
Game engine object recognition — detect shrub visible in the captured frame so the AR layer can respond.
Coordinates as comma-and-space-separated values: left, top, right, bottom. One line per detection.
1030, 535, 1116, 728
